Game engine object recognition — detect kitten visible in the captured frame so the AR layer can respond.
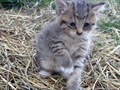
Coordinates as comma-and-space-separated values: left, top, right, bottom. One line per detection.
35, 0, 105, 90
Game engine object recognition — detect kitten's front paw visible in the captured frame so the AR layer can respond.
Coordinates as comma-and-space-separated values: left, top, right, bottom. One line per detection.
61, 66, 74, 74
60, 66, 74, 78
38, 70, 51, 77
65, 67, 74, 75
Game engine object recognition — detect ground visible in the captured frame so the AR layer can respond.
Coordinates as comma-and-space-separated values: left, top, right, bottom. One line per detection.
0, 0, 120, 90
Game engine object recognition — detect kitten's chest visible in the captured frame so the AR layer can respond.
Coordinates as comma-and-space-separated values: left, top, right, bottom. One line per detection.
68, 42, 79, 55
60, 34, 90, 55
60, 35, 81, 54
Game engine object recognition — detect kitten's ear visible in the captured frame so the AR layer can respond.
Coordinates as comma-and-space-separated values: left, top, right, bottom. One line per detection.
55, 0, 67, 15
91, 2, 105, 12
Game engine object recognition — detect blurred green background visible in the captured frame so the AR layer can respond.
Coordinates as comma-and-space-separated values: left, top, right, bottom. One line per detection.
0, 0, 52, 9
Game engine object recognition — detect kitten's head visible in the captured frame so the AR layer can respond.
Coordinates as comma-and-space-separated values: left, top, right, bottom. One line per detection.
55, 0, 105, 36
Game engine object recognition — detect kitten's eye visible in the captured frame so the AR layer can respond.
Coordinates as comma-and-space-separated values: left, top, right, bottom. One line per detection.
84, 23, 90, 28
68, 22, 76, 28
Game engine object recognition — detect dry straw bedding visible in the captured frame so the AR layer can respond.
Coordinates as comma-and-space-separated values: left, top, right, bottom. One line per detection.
0, 1, 120, 90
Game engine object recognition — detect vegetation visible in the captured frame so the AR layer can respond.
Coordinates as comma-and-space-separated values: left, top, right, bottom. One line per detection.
0, 0, 52, 9
0, 0, 120, 90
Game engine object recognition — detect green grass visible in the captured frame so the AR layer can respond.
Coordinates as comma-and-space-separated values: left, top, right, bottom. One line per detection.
100, 20, 120, 31
116, 0, 120, 5
99, 18, 120, 44
0, 0, 53, 9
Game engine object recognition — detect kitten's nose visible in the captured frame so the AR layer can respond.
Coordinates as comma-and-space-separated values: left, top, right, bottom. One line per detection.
76, 29, 83, 35
76, 31, 83, 35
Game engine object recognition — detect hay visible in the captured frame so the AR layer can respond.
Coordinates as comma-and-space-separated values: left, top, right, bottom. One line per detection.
0, 0, 120, 90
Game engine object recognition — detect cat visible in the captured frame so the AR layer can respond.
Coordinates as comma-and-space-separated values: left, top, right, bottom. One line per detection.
35, 0, 105, 90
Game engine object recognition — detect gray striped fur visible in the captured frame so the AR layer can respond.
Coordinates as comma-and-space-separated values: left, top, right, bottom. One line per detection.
36, 0, 105, 90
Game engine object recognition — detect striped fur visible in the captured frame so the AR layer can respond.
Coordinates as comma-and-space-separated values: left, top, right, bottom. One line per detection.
36, 0, 105, 90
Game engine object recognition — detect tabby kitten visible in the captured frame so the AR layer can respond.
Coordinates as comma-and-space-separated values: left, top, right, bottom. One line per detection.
36, 0, 105, 90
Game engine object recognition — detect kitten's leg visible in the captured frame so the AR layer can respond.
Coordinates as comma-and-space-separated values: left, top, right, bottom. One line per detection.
67, 58, 85, 90
49, 41, 73, 69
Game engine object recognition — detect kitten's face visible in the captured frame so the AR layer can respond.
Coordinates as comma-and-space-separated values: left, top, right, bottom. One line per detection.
55, 0, 105, 36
